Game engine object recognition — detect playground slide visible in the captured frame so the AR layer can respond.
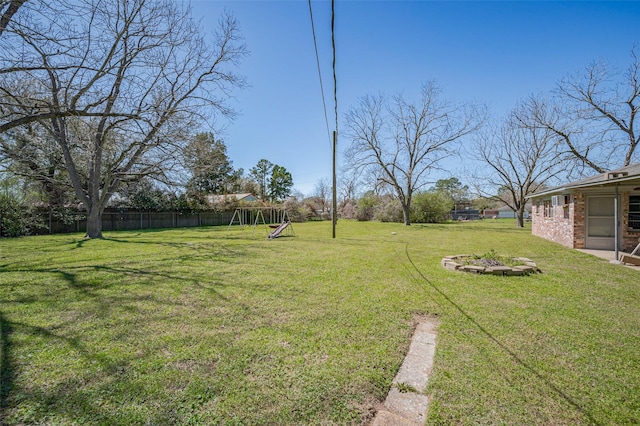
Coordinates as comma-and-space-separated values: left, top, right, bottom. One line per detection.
268, 221, 290, 239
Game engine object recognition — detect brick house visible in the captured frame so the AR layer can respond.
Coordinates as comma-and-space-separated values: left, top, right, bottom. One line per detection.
529, 163, 640, 252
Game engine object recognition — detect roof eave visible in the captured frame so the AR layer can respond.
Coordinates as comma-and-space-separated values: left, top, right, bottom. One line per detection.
528, 175, 640, 199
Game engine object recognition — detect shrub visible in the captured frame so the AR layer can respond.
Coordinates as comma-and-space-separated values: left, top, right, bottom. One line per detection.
411, 191, 452, 223
356, 191, 377, 221
282, 197, 307, 222
339, 199, 357, 220
373, 196, 403, 222
0, 194, 43, 237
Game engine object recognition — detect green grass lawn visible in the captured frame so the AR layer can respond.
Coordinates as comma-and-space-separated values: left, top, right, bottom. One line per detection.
1, 220, 639, 425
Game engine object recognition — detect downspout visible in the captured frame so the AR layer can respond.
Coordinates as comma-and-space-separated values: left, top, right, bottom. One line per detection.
615, 186, 619, 262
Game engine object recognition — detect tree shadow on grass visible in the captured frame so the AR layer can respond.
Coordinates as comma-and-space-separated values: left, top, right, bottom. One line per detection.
0, 248, 292, 423
2, 262, 237, 326
1, 314, 109, 422
0, 269, 239, 424
0, 311, 15, 424
0, 316, 171, 424
0, 230, 317, 423
400, 243, 602, 425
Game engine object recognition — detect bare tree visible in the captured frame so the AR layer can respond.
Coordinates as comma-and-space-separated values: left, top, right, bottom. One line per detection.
532, 48, 640, 176
474, 98, 566, 227
338, 167, 360, 203
344, 82, 484, 225
0, 0, 28, 37
0, 0, 247, 238
313, 177, 330, 213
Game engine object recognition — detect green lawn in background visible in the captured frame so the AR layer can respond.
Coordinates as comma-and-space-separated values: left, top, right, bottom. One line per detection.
1, 220, 639, 425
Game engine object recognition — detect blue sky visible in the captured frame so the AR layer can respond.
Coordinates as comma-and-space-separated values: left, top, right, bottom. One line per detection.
189, 0, 640, 196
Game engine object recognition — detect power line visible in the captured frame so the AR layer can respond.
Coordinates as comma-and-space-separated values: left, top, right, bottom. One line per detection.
331, 0, 337, 134
307, 0, 332, 149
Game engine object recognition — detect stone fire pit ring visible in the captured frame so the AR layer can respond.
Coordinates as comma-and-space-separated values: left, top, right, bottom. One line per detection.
441, 255, 540, 276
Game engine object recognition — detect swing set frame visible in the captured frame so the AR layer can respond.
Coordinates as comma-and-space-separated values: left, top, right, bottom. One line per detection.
227, 207, 294, 237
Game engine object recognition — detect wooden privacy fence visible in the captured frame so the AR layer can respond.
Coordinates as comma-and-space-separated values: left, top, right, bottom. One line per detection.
33, 209, 247, 235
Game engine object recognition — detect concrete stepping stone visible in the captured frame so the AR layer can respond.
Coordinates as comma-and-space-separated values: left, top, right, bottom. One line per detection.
371, 318, 438, 426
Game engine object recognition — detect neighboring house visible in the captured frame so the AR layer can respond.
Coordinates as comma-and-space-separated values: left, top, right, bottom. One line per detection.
528, 163, 640, 252
482, 205, 531, 219
483, 209, 499, 218
497, 205, 516, 219
494, 205, 514, 219
497, 205, 531, 219
451, 208, 481, 220
205, 193, 258, 205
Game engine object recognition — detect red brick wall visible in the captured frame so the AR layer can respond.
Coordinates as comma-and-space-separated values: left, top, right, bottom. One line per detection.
533, 191, 640, 251
573, 193, 585, 248
622, 192, 640, 252
532, 195, 575, 248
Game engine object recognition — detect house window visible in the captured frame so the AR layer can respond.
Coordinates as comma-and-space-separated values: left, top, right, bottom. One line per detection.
630, 195, 640, 231
543, 200, 552, 218
563, 195, 571, 219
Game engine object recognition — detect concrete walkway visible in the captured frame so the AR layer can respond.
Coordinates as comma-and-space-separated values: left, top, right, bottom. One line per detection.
577, 249, 640, 271
371, 318, 438, 426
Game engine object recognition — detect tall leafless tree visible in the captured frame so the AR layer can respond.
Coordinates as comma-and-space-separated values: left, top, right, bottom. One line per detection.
532, 48, 640, 177
313, 177, 330, 213
344, 82, 484, 225
0, 0, 27, 37
0, 0, 247, 238
474, 97, 566, 227
338, 167, 360, 205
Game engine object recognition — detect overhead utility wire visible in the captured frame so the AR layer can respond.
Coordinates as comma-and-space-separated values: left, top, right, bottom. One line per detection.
331, 0, 337, 134
307, 0, 332, 149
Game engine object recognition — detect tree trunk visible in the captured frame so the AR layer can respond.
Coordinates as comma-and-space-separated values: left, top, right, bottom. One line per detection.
402, 203, 411, 226
85, 206, 103, 238
516, 207, 525, 228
